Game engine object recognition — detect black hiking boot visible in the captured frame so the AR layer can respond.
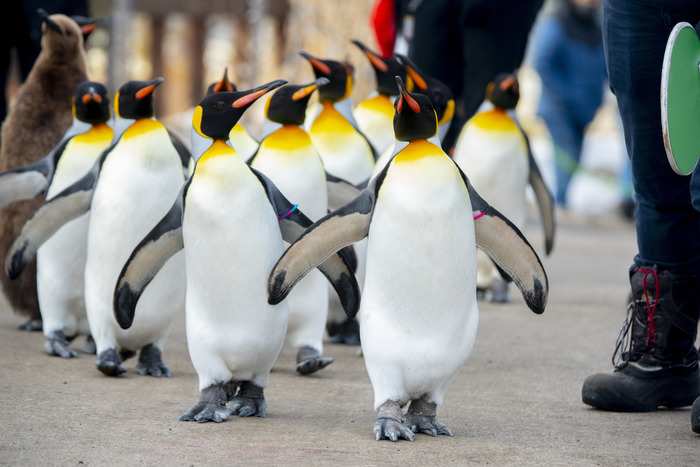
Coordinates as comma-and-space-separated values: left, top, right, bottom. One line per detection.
582, 265, 700, 412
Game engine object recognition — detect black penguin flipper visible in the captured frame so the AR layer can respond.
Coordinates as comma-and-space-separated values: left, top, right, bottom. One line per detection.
167, 129, 193, 171
518, 123, 556, 255
0, 136, 72, 208
251, 167, 362, 318
113, 182, 189, 330
4, 163, 100, 280
452, 161, 549, 314
245, 146, 260, 166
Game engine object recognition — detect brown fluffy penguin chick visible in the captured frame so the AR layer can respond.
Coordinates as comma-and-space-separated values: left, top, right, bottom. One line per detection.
0, 14, 88, 330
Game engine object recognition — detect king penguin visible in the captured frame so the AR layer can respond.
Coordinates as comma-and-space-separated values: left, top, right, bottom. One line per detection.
453, 73, 555, 302
0, 81, 112, 357
0, 11, 96, 331
351, 40, 406, 156
110, 82, 359, 422
250, 77, 339, 375
301, 51, 376, 346
268, 77, 548, 442
371, 55, 455, 177
191, 68, 259, 162
5, 78, 192, 377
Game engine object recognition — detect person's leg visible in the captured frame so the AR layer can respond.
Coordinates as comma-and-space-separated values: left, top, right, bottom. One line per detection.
543, 114, 580, 207
582, 0, 700, 414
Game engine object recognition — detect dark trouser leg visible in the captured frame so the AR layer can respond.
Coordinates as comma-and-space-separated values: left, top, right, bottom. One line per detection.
543, 115, 583, 207
582, 0, 700, 414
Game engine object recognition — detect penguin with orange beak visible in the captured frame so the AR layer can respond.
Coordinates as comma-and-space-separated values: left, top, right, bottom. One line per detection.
453, 73, 555, 303
301, 51, 376, 346
351, 40, 406, 155
5, 78, 191, 377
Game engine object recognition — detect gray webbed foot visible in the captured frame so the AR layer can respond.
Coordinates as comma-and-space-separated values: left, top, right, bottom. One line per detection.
44, 330, 77, 358
18, 318, 42, 332
489, 278, 510, 303
296, 346, 334, 375
373, 400, 415, 442
327, 318, 361, 346
96, 348, 126, 377
406, 396, 453, 437
179, 382, 237, 423
82, 335, 97, 355
229, 381, 267, 417
119, 348, 136, 361
136, 343, 171, 377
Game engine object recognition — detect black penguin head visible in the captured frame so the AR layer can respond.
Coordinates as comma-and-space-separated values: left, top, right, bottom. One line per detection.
393, 77, 437, 142
193, 80, 287, 140
396, 55, 455, 125
73, 81, 110, 124
37, 10, 90, 57
486, 73, 520, 110
300, 52, 353, 102
265, 78, 329, 126
351, 40, 405, 96
206, 68, 237, 95
114, 78, 164, 120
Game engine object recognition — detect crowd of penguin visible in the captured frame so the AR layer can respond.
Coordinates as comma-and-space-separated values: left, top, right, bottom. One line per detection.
0, 11, 556, 442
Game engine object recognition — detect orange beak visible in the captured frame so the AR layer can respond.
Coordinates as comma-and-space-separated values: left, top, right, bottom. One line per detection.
135, 77, 164, 100
499, 76, 516, 91
300, 52, 331, 76
232, 80, 288, 109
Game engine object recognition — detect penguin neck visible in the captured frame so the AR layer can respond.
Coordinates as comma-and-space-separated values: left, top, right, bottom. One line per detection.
394, 139, 444, 164
471, 108, 517, 133
264, 125, 312, 150
199, 139, 237, 164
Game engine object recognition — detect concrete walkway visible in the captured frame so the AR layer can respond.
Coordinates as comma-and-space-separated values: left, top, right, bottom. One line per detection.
0, 216, 697, 466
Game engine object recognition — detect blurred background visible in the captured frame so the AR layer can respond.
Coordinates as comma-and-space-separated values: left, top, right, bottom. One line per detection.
4, 0, 630, 218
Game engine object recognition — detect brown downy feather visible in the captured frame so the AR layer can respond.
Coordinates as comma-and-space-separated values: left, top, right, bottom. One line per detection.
0, 14, 88, 319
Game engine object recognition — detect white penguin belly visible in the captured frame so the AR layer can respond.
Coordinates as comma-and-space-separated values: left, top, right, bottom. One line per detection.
360, 150, 479, 408
252, 139, 329, 351
84, 127, 185, 353
184, 155, 288, 389
38, 137, 107, 336
454, 124, 528, 287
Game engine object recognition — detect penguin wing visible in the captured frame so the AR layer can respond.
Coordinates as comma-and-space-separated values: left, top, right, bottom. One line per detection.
0, 136, 71, 209
113, 183, 188, 330
168, 130, 193, 171
251, 167, 361, 317
326, 172, 366, 211
454, 162, 549, 314
520, 125, 556, 255
5, 162, 100, 280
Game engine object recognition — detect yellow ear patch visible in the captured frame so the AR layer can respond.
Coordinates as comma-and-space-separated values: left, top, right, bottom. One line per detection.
470, 109, 518, 133
192, 105, 206, 138
113, 91, 120, 118
439, 99, 455, 125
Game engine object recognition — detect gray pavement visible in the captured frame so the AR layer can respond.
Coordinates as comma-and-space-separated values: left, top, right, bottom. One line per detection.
0, 216, 698, 466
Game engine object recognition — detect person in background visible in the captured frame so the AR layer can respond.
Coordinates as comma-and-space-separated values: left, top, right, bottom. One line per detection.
372, 0, 544, 152
532, 0, 606, 208
0, 0, 88, 124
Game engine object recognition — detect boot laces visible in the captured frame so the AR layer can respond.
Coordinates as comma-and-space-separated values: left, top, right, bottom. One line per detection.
612, 267, 659, 369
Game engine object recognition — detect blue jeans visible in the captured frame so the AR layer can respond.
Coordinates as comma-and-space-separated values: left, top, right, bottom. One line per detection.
542, 113, 585, 206
604, 0, 700, 272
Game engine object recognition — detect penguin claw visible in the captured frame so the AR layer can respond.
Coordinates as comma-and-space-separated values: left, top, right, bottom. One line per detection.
179, 402, 232, 423
373, 417, 415, 442
229, 396, 267, 417
405, 414, 453, 437
135, 343, 171, 377
96, 348, 127, 377
17, 318, 43, 332
44, 331, 77, 358
296, 346, 334, 375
